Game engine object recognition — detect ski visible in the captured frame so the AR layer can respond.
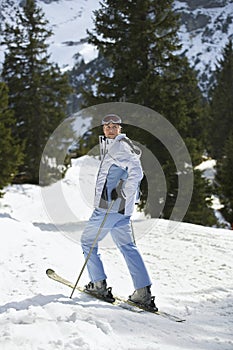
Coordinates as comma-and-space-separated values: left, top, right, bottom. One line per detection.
46, 268, 185, 323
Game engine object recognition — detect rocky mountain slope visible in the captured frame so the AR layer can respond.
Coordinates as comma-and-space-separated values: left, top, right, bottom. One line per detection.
175, 0, 233, 92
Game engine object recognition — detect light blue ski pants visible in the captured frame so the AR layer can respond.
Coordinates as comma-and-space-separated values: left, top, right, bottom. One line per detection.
81, 209, 152, 290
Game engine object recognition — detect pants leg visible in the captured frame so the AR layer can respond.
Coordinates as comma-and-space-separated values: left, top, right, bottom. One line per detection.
81, 209, 152, 289
110, 216, 152, 290
81, 209, 115, 283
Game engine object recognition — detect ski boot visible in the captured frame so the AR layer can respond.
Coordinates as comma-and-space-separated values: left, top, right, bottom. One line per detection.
128, 286, 158, 311
85, 280, 115, 302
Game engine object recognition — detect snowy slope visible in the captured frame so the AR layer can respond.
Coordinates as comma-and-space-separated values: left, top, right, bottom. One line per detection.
38, 0, 100, 68
0, 157, 233, 350
174, 0, 233, 92
0, 0, 99, 70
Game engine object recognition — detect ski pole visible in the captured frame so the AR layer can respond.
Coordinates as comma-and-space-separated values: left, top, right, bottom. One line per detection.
70, 200, 115, 299
130, 219, 136, 245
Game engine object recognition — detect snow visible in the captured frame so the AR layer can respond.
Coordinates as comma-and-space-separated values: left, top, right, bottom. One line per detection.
175, 2, 233, 75
1, 156, 233, 350
195, 159, 216, 183
38, 0, 100, 69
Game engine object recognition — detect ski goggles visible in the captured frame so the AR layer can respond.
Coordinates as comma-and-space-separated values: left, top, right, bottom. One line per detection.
102, 114, 122, 125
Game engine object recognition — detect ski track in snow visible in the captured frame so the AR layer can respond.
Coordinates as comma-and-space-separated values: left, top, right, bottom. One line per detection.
0, 158, 233, 350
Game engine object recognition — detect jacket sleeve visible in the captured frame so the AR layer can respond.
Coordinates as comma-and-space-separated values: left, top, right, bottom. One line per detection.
110, 139, 143, 216
123, 152, 143, 216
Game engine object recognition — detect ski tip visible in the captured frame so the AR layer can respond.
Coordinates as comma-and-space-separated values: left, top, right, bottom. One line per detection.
46, 268, 55, 275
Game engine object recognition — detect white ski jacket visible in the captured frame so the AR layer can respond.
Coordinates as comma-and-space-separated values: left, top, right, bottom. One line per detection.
94, 133, 143, 216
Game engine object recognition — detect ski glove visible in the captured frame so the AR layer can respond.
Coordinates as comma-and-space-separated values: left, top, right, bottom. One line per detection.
111, 182, 124, 200
111, 188, 118, 200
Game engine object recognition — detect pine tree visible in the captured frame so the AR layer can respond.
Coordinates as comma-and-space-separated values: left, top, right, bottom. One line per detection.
0, 82, 23, 196
79, 0, 215, 224
83, 0, 182, 105
1, 0, 71, 183
215, 133, 233, 226
207, 40, 233, 227
184, 169, 216, 226
209, 40, 233, 160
